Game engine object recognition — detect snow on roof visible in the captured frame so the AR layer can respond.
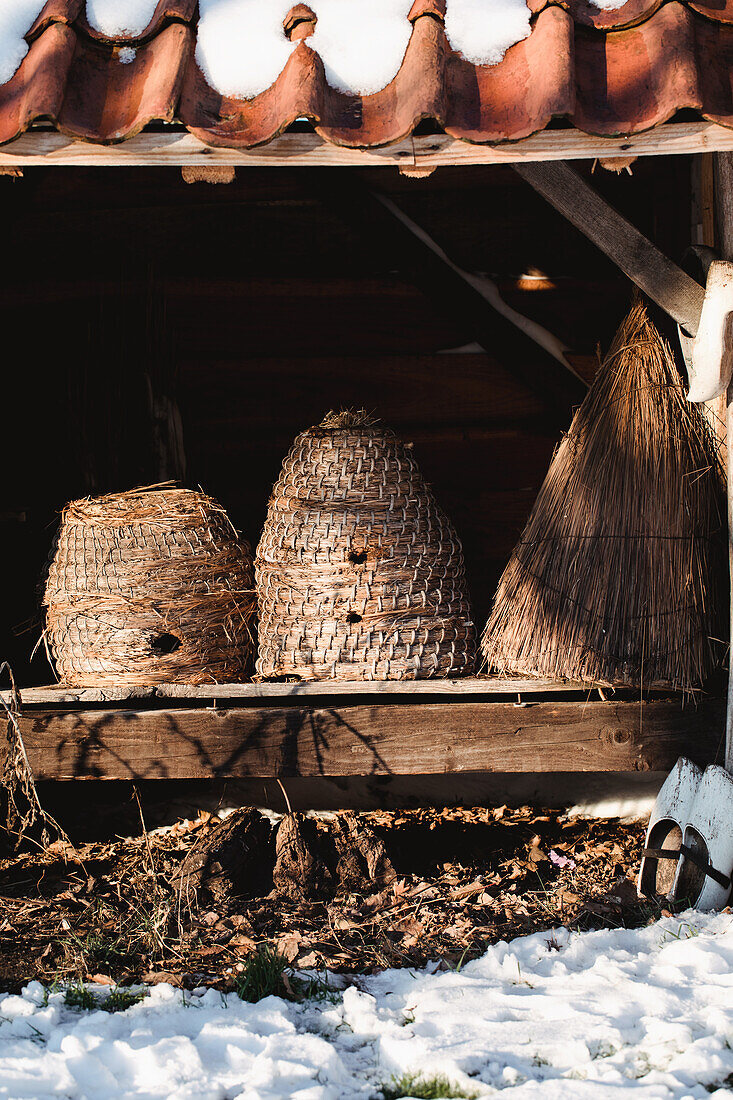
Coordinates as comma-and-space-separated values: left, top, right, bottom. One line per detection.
0, 0, 728, 149
0, 1, 45, 85
444, 0, 532, 67
84, 0, 161, 38
1, 0, 625, 96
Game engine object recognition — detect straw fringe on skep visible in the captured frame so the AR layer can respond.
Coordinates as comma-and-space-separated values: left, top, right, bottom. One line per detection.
481, 301, 726, 690
256, 412, 476, 680
43, 486, 256, 686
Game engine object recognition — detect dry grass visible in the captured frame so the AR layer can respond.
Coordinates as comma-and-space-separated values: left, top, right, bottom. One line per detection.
318, 408, 378, 430
482, 301, 726, 691
0, 806, 649, 993
0, 663, 71, 852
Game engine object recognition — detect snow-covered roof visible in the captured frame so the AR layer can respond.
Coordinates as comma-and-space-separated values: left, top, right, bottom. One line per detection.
0, 0, 729, 149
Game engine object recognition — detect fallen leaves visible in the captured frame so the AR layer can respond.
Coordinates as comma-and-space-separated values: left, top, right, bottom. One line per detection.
276, 932, 304, 962
0, 805, 650, 991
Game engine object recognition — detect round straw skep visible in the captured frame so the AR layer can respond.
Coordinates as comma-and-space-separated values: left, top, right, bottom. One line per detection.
43, 486, 256, 686
481, 301, 726, 690
256, 412, 476, 680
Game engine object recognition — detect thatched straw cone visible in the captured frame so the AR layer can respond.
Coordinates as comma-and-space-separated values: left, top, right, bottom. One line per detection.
256, 411, 476, 680
43, 486, 255, 686
481, 301, 726, 690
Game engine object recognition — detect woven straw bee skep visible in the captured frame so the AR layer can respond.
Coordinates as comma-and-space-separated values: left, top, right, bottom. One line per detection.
43, 486, 255, 686
255, 411, 476, 680
481, 301, 726, 691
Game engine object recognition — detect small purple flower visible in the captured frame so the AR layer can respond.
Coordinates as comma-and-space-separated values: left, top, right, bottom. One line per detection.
549, 849, 576, 870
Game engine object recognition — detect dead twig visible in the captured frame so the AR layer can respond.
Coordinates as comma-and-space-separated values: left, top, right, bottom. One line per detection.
0, 662, 72, 852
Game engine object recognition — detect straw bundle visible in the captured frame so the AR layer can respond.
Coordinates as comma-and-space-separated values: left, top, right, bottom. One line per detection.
256, 411, 476, 680
43, 486, 255, 686
481, 301, 726, 690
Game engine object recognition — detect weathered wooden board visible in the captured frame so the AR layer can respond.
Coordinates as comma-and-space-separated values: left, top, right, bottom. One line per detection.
713, 152, 733, 773
1, 122, 732, 168
7, 677, 623, 705
12, 698, 723, 780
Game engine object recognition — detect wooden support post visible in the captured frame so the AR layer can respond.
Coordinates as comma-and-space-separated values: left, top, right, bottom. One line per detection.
714, 153, 733, 772
686, 162, 727, 466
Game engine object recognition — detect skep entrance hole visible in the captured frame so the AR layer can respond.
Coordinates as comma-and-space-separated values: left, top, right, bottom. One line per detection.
150, 632, 182, 656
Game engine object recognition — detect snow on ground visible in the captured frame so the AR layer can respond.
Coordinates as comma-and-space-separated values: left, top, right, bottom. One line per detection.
2, 913, 733, 1099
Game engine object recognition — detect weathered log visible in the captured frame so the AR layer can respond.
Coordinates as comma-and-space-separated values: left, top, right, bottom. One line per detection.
11, 698, 723, 779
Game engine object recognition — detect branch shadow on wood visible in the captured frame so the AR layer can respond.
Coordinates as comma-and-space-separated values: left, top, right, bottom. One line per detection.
31, 703, 395, 782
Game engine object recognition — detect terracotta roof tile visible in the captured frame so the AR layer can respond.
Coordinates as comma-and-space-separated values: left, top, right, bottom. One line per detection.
26, 1, 82, 42
1, 0, 732, 148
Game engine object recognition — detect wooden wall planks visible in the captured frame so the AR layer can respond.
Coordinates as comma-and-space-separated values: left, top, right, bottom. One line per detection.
12, 697, 724, 780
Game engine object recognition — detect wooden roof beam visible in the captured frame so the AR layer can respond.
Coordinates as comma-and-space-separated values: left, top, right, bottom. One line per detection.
370, 189, 583, 382
0, 120, 733, 168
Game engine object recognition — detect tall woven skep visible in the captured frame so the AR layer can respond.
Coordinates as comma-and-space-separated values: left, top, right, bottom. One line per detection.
482, 301, 726, 690
43, 486, 256, 686
256, 411, 476, 680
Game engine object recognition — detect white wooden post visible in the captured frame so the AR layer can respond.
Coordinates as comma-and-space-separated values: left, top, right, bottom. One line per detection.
714, 153, 733, 772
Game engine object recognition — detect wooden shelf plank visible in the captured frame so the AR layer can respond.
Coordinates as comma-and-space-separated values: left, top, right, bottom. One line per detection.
13, 698, 723, 780
6, 677, 664, 706
1, 122, 733, 169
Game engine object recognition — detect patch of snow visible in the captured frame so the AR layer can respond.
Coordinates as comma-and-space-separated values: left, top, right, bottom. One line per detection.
444, 0, 531, 67
0, 1, 45, 85
84, 1, 159, 38
118, 46, 137, 64
568, 791, 658, 820
588, 0, 628, 10
307, 0, 413, 97
2, 913, 733, 1097
197, 0, 413, 100
196, 0, 297, 102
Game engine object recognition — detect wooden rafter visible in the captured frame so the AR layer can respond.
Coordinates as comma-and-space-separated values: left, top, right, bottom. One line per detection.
370, 190, 581, 380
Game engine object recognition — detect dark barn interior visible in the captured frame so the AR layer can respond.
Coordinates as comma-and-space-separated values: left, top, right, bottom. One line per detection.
1, 157, 692, 687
